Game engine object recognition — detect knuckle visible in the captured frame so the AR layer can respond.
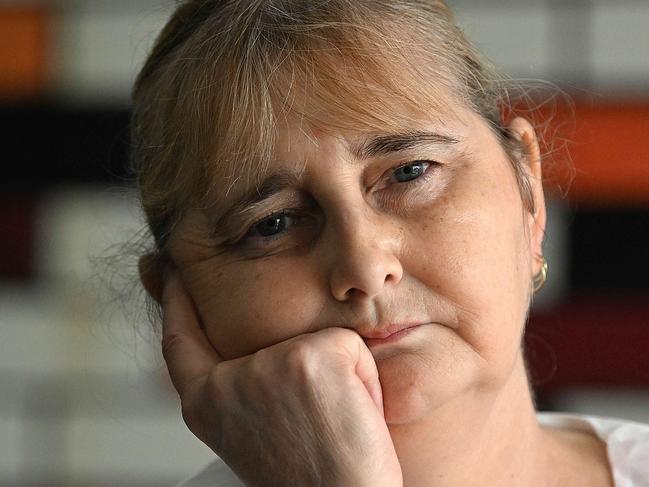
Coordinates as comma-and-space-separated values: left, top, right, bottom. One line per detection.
205, 364, 229, 401
322, 326, 363, 353
323, 326, 359, 343
251, 346, 270, 369
284, 340, 320, 377
249, 351, 270, 382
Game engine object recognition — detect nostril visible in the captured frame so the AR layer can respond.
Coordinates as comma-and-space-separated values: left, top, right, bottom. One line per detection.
385, 271, 400, 284
333, 286, 361, 303
345, 287, 362, 300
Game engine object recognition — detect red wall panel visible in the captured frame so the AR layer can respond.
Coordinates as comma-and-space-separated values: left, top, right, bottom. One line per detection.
0, 6, 49, 99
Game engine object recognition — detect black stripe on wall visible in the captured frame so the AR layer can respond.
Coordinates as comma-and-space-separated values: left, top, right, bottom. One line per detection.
569, 208, 649, 290
1, 104, 131, 189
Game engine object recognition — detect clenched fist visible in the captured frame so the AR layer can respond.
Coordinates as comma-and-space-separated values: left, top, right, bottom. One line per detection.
161, 271, 403, 487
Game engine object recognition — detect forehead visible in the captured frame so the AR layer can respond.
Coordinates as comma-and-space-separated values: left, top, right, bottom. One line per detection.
192, 30, 475, 213
208, 86, 471, 204
271, 114, 468, 173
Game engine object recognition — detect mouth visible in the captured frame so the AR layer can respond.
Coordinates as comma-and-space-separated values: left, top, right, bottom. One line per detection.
361, 324, 426, 348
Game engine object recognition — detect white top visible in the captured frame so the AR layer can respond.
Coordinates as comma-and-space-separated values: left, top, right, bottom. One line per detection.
176, 412, 649, 487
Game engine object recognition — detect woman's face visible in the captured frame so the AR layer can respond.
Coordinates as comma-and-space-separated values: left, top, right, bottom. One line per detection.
168, 104, 546, 425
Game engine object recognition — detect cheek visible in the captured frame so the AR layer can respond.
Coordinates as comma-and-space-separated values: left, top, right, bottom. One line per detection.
403, 170, 531, 361
183, 258, 320, 359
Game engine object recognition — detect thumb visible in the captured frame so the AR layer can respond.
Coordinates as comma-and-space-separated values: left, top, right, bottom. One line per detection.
161, 271, 223, 396
355, 338, 385, 417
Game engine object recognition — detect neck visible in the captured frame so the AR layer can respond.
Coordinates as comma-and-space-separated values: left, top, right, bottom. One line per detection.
388, 353, 552, 487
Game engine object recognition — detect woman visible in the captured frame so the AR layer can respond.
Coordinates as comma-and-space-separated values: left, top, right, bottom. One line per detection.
133, 1, 649, 485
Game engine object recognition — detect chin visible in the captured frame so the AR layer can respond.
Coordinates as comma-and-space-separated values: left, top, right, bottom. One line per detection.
376, 351, 476, 425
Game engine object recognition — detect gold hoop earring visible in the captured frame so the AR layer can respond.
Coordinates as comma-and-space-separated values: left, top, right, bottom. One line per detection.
532, 256, 548, 293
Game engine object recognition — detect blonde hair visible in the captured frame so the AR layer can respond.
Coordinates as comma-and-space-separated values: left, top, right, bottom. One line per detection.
132, 0, 535, 250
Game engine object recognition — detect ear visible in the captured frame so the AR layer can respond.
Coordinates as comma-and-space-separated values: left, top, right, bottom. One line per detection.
138, 253, 165, 305
508, 117, 547, 276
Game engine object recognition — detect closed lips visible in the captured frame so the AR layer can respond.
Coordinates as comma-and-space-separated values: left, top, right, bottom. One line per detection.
361, 323, 426, 346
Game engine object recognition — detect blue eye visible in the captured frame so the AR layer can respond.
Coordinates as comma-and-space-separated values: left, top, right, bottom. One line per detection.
392, 161, 430, 183
247, 213, 298, 238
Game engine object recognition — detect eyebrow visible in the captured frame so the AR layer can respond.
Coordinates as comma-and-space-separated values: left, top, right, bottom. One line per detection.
209, 130, 459, 235
350, 130, 460, 159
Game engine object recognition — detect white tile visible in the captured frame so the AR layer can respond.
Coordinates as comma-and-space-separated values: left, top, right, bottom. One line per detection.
65, 415, 216, 481
29, 186, 163, 373
455, 5, 553, 79
0, 286, 79, 375
0, 284, 161, 377
550, 388, 649, 425
35, 186, 143, 282
591, 4, 649, 87
0, 411, 216, 484
0, 416, 21, 484
52, 2, 175, 104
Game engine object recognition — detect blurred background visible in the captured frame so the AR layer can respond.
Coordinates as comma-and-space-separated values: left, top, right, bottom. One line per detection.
1, 0, 648, 485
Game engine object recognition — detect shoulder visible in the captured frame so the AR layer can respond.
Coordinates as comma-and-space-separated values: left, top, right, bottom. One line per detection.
538, 411, 649, 487
175, 457, 244, 487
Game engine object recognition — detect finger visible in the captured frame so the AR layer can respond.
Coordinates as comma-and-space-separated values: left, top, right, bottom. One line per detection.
161, 270, 223, 396
324, 329, 384, 416
352, 336, 385, 417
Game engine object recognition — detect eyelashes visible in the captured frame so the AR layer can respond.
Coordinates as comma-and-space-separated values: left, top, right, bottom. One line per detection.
232, 159, 440, 247
246, 211, 306, 240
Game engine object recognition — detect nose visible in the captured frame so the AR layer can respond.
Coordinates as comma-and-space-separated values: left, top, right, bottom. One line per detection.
326, 208, 404, 302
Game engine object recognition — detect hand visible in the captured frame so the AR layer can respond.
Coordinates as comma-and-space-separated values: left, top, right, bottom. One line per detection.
161, 271, 403, 487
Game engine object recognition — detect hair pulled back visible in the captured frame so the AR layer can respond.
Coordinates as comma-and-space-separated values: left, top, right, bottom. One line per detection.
131, 0, 535, 251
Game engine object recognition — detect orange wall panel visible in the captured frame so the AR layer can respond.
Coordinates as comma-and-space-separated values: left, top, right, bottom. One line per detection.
0, 7, 49, 98
552, 102, 649, 206
571, 102, 649, 206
